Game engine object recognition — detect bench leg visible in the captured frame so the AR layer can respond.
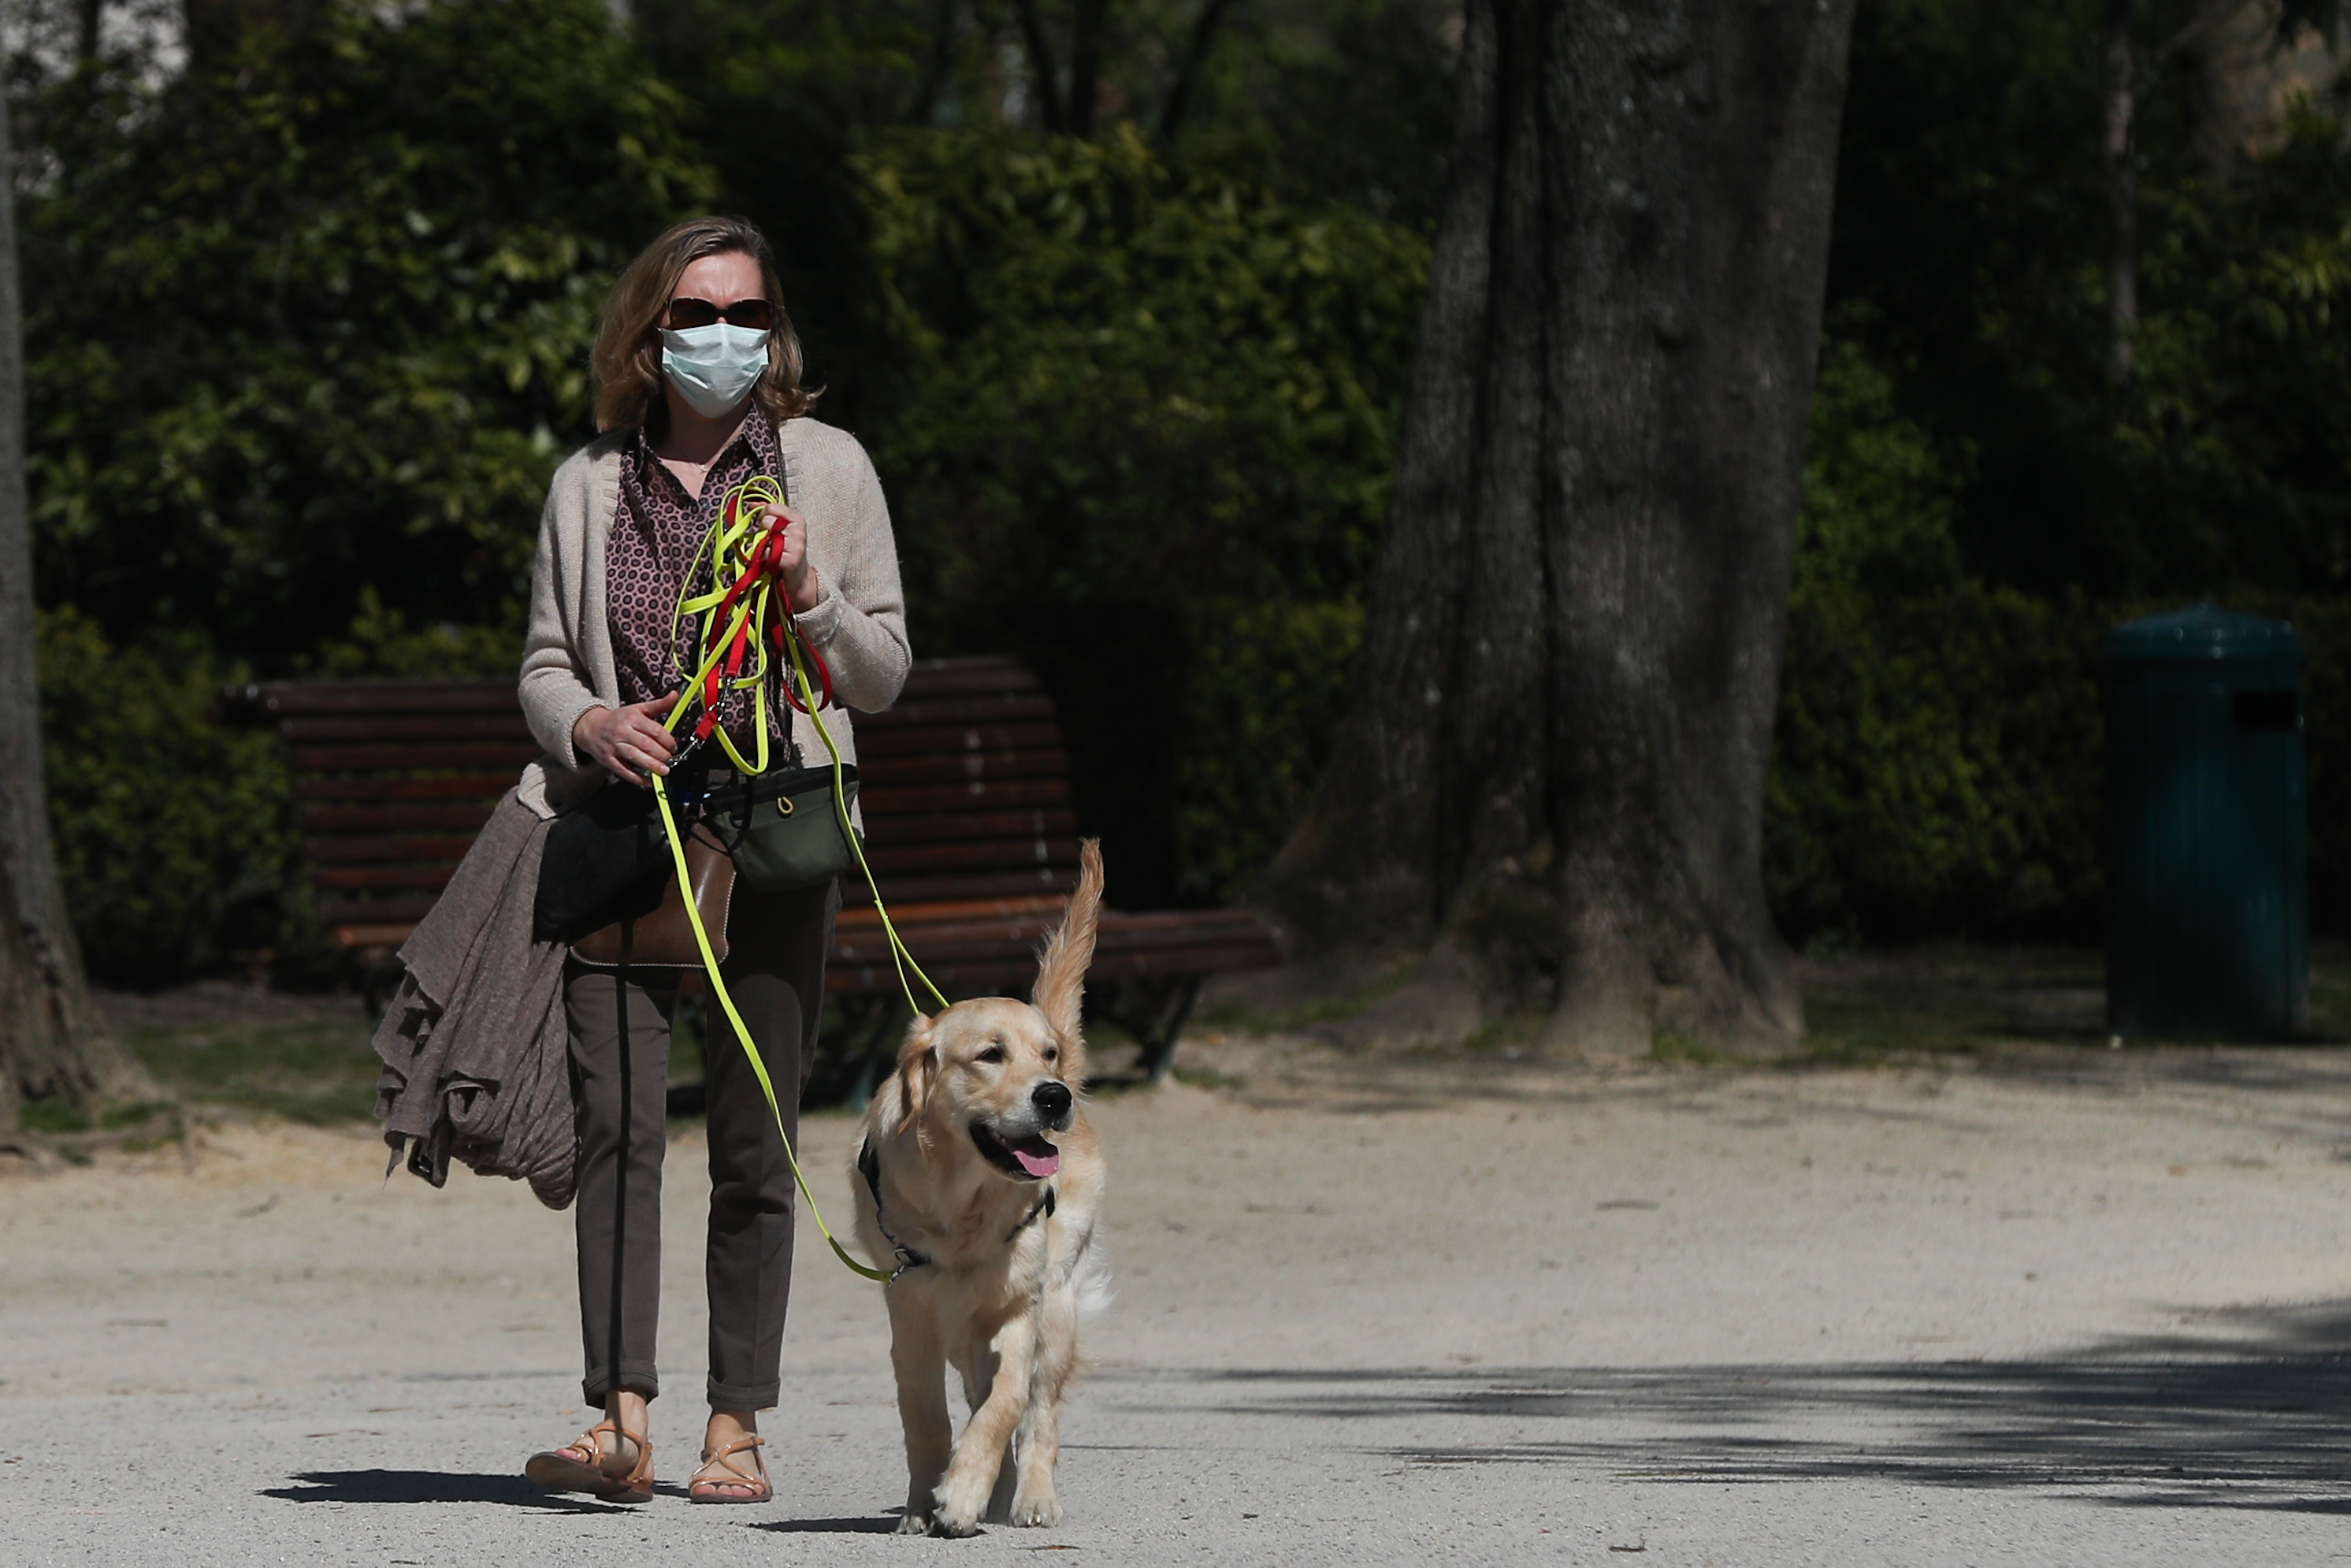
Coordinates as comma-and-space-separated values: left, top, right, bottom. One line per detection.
361, 955, 406, 1031
1102, 977, 1203, 1087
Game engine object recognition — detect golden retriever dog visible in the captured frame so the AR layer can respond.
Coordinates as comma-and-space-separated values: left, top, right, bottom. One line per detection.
851, 839, 1111, 1537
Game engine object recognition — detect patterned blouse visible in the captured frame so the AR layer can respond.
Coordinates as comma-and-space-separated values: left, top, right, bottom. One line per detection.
606, 414, 791, 757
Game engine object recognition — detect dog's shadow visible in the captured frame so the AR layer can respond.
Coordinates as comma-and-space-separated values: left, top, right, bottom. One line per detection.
264, 1470, 644, 1512
747, 1514, 905, 1534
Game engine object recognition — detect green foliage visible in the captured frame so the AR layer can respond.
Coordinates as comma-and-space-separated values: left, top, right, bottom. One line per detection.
860, 128, 1424, 901
1172, 596, 1364, 901
2119, 113, 2351, 592
1770, 335, 2351, 942
36, 608, 303, 987
301, 587, 518, 680
1767, 340, 2104, 942
21, 0, 713, 664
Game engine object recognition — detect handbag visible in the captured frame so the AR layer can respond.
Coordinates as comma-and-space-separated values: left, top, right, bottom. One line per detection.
533, 778, 671, 942
570, 821, 737, 968
534, 772, 737, 967
702, 762, 864, 894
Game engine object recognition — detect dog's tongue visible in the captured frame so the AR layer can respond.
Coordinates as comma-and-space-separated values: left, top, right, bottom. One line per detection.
1011, 1139, 1060, 1179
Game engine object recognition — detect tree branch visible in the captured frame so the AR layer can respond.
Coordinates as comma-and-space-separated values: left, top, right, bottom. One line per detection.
1066, 0, 1112, 137
2104, 0, 2137, 378
910, 0, 963, 125
1011, 0, 1066, 132
1156, 0, 1239, 147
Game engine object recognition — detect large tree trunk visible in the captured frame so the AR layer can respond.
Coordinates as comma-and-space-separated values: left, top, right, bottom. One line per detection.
1264, 0, 1855, 1056
0, 88, 154, 1131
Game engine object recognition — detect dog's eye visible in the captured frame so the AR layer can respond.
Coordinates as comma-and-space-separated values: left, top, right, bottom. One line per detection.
975, 1045, 1006, 1065
1043, 1047, 1058, 1062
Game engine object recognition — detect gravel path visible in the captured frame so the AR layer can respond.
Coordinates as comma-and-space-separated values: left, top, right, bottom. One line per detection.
7, 1042, 2351, 1564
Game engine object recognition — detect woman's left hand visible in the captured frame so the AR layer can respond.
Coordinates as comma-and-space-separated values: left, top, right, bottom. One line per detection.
760, 504, 819, 614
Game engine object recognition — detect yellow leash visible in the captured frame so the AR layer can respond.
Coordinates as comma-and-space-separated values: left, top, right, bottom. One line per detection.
641, 475, 948, 1285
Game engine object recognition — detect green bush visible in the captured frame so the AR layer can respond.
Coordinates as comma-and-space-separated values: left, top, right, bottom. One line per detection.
37, 608, 303, 987
1768, 336, 2351, 944
860, 127, 1424, 904
22, 0, 712, 667
1766, 339, 2106, 943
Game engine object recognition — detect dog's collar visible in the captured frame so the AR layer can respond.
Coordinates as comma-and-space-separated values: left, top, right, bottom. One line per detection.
856, 1138, 1057, 1281
1008, 1186, 1057, 1243
858, 1139, 933, 1280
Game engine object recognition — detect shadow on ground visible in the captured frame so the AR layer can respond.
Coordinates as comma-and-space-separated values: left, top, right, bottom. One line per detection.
262, 1470, 630, 1511
1131, 1302, 2351, 1513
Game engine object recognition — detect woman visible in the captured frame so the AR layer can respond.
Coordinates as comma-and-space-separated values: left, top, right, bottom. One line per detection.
515, 215, 909, 1503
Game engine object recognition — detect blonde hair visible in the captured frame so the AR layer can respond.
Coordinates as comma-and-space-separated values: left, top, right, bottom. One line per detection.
592, 215, 816, 433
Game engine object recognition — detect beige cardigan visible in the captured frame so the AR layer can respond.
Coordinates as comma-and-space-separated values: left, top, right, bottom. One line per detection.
514, 415, 912, 817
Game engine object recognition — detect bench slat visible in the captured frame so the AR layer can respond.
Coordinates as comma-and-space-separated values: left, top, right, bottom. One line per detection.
319, 896, 439, 926
295, 775, 520, 801
862, 835, 1077, 878
848, 720, 1062, 759
860, 778, 1072, 815
842, 868, 1082, 905
834, 894, 1070, 929
278, 714, 537, 741
893, 658, 1038, 696
855, 749, 1072, 786
292, 742, 544, 771
861, 693, 1056, 727
299, 804, 504, 833
315, 864, 463, 891
858, 808, 1076, 845
306, 835, 482, 864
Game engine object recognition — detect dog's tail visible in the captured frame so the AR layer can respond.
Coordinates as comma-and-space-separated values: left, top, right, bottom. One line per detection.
1033, 838, 1103, 1074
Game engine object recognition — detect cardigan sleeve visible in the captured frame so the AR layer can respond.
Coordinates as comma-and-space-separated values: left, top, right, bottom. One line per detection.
518, 455, 607, 769
793, 429, 912, 715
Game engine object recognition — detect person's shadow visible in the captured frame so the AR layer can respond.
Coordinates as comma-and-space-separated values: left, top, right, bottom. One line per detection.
265, 1470, 906, 1529
263, 1470, 637, 1512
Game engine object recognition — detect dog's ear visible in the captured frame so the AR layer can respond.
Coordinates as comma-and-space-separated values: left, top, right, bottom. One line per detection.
1032, 838, 1103, 1075
886, 1015, 938, 1135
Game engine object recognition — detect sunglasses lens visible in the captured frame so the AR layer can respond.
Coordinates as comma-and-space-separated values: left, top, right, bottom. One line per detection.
666, 298, 719, 329
723, 299, 775, 331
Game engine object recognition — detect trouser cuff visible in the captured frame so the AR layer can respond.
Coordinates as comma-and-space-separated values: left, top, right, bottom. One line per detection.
584, 1359, 662, 1406
707, 1377, 780, 1412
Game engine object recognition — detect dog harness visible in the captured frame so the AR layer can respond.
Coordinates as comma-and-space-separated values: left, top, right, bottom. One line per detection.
857, 1139, 1057, 1282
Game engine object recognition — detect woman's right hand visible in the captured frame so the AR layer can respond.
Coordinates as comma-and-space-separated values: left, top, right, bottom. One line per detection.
574, 693, 682, 786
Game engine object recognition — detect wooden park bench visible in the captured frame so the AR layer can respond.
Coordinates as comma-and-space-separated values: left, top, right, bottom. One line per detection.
219, 656, 1282, 1088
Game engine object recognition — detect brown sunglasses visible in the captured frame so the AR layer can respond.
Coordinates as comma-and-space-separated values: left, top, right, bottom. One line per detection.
664, 296, 776, 332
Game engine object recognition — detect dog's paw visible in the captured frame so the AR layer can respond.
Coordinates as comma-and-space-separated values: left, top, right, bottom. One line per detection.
893, 1511, 934, 1536
1008, 1489, 1064, 1528
930, 1481, 986, 1538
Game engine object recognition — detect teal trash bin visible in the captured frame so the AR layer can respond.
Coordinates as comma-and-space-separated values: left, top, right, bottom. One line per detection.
2101, 604, 2305, 1039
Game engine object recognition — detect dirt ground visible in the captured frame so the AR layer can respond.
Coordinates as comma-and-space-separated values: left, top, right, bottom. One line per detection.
9, 969, 2351, 1563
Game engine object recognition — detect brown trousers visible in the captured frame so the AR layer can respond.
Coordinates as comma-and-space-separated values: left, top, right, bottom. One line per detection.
563, 878, 837, 1410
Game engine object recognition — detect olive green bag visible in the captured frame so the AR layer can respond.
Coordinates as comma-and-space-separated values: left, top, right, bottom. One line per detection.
703, 762, 864, 893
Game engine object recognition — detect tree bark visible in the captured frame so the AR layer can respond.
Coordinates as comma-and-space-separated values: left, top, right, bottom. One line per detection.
0, 87, 154, 1129
1263, 0, 1855, 1056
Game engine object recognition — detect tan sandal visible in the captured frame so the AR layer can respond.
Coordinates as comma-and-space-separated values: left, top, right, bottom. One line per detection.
688, 1433, 771, 1504
526, 1420, 653, 1504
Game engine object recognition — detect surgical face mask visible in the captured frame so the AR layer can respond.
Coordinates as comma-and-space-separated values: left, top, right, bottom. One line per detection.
660, 322, 769, 419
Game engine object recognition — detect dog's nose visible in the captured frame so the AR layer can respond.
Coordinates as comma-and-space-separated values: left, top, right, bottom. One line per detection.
1031, 1080, 1072, 1126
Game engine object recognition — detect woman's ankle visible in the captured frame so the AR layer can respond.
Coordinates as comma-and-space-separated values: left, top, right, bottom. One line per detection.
706, 1407, 759, 1445
607, 1390, 652, 1441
